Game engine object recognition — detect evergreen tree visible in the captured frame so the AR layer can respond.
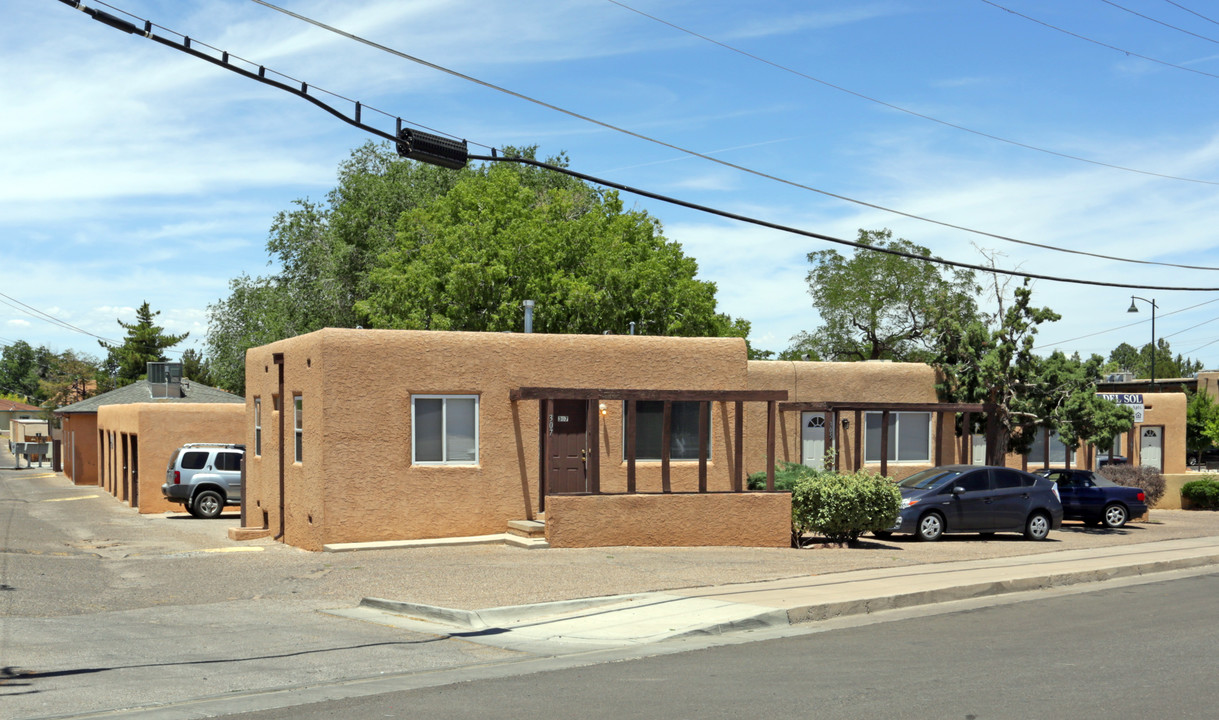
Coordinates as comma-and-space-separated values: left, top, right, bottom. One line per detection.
99, 302, 189, 384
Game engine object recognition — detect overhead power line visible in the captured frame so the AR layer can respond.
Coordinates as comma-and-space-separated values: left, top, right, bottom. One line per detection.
1035, 296, 1219, 349
0, 290, 122, 346
241, 0, 1219, 272
604, 0, 1219, 187
1162, 1, 1219, 28
982, 0, 1219, 81
1101, 0, 1219, 44
53, 0, 1219, 291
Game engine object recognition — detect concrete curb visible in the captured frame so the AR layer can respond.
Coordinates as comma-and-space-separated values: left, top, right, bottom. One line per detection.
784, 553, 1219, 623
359, 593, 656, 629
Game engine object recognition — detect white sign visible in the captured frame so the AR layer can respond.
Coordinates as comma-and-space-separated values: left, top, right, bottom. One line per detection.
1098, 393, 1144, 423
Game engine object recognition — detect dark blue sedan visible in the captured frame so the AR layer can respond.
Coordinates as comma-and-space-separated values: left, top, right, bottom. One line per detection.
1033, 468, 1147, 528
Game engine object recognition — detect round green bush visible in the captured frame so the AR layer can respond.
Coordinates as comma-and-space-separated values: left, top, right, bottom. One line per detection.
1181, 479, 1219, 510
791, 469, 901, 545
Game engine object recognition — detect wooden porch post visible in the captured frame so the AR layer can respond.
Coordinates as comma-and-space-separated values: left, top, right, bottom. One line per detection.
698, 401, 709, 493
962, 412, 972, 464
832, 411, 841, 472
853, 410, 863, 471
934, 411, 943, 466
587, 398, 600, 494
879, 409, 890, 478
733, 401, 744, 492
661, 400, 672, 493
766, 400, 776, 492
626, 399, 637, 494
541, 398, 552, 512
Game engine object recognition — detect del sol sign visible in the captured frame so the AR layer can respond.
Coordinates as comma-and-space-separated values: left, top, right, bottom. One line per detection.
1098, 393, 1144, 423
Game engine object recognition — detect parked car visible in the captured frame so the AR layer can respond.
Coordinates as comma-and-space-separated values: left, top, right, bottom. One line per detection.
1097, 455, 1128, 468
1188, 447, 1219, 468
880, 465, 1063, 542
162, 443, 244, 519
1032, 468, 1147, 528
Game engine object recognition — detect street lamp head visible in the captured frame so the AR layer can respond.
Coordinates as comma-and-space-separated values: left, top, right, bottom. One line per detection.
1127, 299, 1139, 313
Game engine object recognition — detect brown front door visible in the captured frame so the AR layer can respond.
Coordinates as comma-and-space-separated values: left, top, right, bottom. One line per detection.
549, 399, 588, 494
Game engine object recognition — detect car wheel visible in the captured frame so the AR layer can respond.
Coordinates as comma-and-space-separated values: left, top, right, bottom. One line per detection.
916, 512, 944, 542
1024, 511, 1051, 541
1188, 456, 1198, 466
1102, 503, 1128, 529
192, 490, 224, 519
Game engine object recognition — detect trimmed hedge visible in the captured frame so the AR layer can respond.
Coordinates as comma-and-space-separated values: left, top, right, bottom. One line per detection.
1181, 479, 1219, 510
790, 468, 901, 546
1096, 465, 1166, 507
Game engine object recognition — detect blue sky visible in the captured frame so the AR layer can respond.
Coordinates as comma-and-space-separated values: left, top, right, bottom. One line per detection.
4, 0, 1219, 371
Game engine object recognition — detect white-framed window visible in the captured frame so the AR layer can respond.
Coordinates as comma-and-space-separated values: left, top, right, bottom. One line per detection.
1028, 427, 1076, 464
623, 400, 710, 461
412, 395, 479, 465
293, 395, 303, 463
865, 412, 932, 463
253, 398, 262, 457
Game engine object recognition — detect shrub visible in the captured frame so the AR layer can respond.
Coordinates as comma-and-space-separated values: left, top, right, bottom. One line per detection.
746, 461, 814, 492
1181, 479, 1219, 510
790, 469, 901, 546
1096, 465, 1166, 507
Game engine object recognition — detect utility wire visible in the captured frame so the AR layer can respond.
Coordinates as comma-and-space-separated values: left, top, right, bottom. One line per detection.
1035, 296, 1219, 349
0, 291, 122, 346
54, 0, 1219, 291
1162, 0, 1219, 28
605, 0, 1219, 187
982, 0, 1219, 81
245, 0, 1219, 272
1100, 0, 1219, 45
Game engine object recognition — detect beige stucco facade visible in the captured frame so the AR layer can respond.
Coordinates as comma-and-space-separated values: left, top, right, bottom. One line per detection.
239, 330, 976, 551
96, 403, 245, 513
60, 412, 99, 485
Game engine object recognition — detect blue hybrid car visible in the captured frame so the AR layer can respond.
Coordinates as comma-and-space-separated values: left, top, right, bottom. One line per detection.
880, 465, 1063, 542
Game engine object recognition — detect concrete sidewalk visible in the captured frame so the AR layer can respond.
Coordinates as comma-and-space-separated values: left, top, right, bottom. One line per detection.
330, 535, 1219, 648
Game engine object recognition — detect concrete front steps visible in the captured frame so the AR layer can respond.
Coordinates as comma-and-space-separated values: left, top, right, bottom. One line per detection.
505, 519, 549, 550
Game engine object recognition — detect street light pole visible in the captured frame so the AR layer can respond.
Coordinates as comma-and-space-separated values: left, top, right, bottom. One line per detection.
1127, 296, 1158, 391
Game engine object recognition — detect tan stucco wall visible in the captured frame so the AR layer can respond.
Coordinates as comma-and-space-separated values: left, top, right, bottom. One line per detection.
1196, 372, 1219, 401
98, 404, 245, 513
60, 413, 98, 486
545, 492, 792, 548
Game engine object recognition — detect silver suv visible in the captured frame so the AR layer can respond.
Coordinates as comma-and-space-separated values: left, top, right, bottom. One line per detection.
162, 443, 244, 518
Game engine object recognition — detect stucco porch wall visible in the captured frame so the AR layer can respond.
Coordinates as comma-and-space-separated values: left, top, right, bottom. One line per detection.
544, 492, 792, 548
244, 329, 752, 551
60, 413, 98, 485
98, 403, 245, 513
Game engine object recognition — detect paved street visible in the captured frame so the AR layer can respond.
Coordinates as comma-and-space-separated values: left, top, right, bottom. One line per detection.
4, 451, 1219, 719
224, 570, 1219, 720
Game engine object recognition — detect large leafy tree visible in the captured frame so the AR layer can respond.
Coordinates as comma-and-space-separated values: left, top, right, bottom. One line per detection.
1037, 351, 1134, 460
0, 340, 42, 401
99, 302, 189, 385
789, 229, 979, 361
208, 143, 748, 394
40, 350, 101, 408
356, 162, 745, 337
1186, 390, 1219, 461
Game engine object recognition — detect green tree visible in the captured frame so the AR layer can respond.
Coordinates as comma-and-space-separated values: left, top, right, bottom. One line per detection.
1037, 351, 1134, 460
98, 302, 189, 385
1186, 390, 1219, 462
39, 350, 100, 408
1107, 338, 1203, 380
180, 348, 212, 386
789, 229, 979, 361
356, 162, 746, 338
0, 340, 42, 401
932, 275, 1062, 459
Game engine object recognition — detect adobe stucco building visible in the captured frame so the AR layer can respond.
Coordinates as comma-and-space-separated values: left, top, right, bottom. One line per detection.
57, 365, 244, 505
236, 329, 1011, 551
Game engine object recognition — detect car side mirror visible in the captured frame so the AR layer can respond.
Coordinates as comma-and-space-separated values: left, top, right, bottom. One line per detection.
952, 486, 966, 495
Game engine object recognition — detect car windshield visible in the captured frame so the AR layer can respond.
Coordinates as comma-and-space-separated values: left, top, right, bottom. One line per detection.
898, 468, 963, 489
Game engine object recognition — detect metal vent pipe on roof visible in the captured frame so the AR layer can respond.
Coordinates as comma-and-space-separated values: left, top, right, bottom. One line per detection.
523, 300, 535, 333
